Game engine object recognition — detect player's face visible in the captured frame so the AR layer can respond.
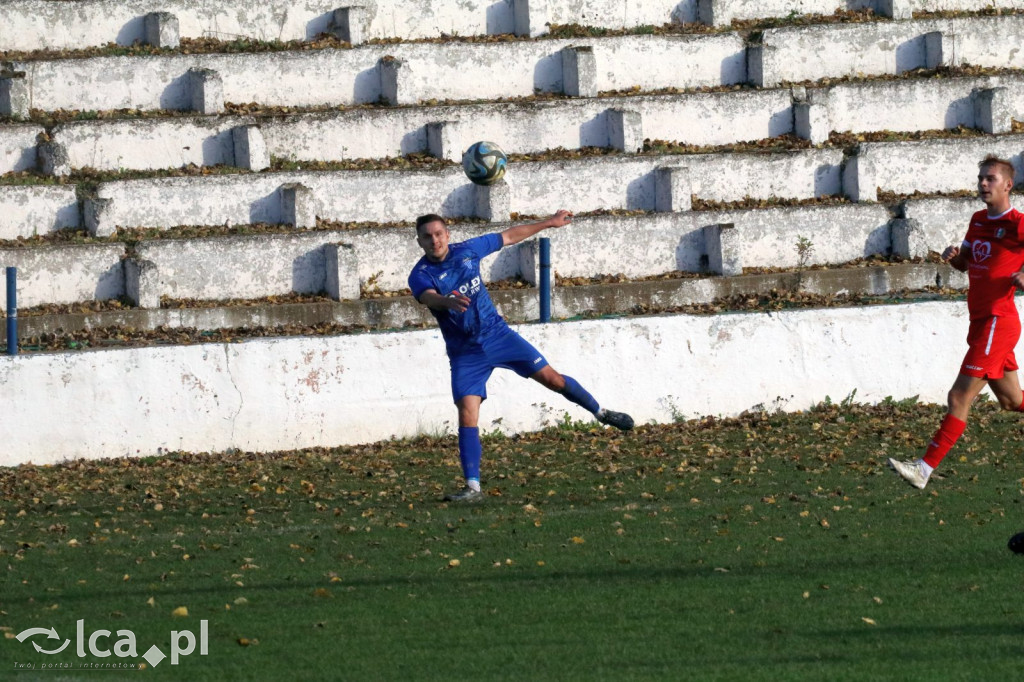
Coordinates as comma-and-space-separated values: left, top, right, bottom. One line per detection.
978, 164, 1013, 209
416, 220, 450, 261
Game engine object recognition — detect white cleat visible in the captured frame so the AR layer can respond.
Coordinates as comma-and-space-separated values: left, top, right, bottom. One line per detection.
888, 458, 930, 490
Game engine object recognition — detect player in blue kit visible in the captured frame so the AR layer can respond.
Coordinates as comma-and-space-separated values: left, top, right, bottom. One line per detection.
409, 210, 634, 503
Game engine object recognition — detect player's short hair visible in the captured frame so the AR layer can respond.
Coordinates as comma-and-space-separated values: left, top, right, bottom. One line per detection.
979, 155, 1016, 183
415, 214, 446, 234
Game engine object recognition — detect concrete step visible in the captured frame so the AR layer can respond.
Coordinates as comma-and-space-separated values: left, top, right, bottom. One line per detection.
6, 261, 966, 341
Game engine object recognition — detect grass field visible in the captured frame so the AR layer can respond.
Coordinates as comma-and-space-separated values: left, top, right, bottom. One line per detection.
2, 399, 1023, 681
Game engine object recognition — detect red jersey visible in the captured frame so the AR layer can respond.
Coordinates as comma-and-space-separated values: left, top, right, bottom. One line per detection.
962, 207, 1024, 320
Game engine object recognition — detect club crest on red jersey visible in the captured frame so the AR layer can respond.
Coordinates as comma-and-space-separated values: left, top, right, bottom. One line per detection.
972, 240, 992, 262
996, 228, 1006, 239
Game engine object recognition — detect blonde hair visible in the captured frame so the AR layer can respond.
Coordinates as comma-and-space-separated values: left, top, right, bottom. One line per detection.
979, 154, 1016, 183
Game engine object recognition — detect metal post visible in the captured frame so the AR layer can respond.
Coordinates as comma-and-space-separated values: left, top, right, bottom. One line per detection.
5, 266, 16, 356
538, 237, 551, 323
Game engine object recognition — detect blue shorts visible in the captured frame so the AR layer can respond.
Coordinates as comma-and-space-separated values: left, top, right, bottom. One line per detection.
449, 327, 549, 402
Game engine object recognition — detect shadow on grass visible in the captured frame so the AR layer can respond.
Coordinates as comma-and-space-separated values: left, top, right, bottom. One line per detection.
20, 548, 988, 604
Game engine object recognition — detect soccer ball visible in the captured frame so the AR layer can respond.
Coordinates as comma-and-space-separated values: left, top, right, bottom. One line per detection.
462, 141, 507, 186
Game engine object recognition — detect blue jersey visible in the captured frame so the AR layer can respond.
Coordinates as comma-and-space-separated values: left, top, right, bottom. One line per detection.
408, 234, 509, 354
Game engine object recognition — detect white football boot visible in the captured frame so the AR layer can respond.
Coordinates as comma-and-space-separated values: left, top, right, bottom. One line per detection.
888, 458, 930, 490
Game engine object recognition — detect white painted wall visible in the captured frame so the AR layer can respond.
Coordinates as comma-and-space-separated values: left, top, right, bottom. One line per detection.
50, 88, 796, 172
90, 149, 844, 232
854, 134, 1024, 199
1, 201, 892, 306
822, 75, 998, 134
0, 299, 991, 465
909, 0, 1024, 9
39, 70, 1024, 173
707, 203, 892, 266
0, 124, 41, 174
0, 0, 696, 51
0, 0, 345, 52
52, 117, 240, 171
11, 33, 747, 114
0, 185, 81, 240
0, 243, 125, 307
553, 0, 695, 26
700, 0, 859, 26
117, 203, 891, 303
757, 15, 1024, 86
901, 196, 982, 255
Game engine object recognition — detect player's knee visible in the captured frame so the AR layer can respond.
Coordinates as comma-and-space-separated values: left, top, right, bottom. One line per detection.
947, 388, 972, 413
456, 403, 479, 426
534, 368, 564, 391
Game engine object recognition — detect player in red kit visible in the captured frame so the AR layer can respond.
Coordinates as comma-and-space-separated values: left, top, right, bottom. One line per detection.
890, 155, 1024, 489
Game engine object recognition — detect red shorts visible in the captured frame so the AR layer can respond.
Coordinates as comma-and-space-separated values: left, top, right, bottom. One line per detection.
961, 315, 1021, 379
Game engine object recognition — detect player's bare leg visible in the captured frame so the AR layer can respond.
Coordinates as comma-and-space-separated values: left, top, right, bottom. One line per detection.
986, 371, 1024, 411
889, 373, 988, 489
446, 395, 484, 503
456, 395, 482, 428
530, 365, 634, 431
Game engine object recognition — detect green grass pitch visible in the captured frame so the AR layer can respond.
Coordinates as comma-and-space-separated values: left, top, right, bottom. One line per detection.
2, 399, 1023, 680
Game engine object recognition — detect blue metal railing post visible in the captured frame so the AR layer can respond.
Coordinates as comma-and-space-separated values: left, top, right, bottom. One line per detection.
6, 267, 17, 356
538, 237, 551, 323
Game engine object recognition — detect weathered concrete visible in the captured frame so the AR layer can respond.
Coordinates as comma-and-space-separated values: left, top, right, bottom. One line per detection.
47, 87, 794, 172
10, 262, 966, 340
0, 71, 30, 119
897, 196, 981, 257
0, 243, 125, 307
9, 33, 747, 114
39, 68, 1024, 173
752, 14, 1024, 87
131, 232, 351, 303
0, 0, 345, 52
126, 223, 530, 304
843, 133, 1024, 202
83, 149, 843, 233
702, 203, 893, 269
49, 116, 241, 172
904, 0, 1024, 12
0, 185, 81, 240
0, 123, 41, 174
4, 200, 892, 307
0, 0, 695, 51
697, 0, 868, 27
0, 297, 996, 464
894, 193, 1024, 258
818, 74, 1022, 136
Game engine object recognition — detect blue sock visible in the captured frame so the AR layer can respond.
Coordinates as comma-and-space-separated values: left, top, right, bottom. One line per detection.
458, 426, 482, 484
560, 375, 600, 414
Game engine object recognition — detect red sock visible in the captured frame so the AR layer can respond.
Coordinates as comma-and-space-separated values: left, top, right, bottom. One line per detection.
922, 414, 967, 469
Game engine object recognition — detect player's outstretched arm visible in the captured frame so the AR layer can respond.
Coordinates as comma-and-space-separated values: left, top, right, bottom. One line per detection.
501, 210, 574, 247
942, 245, 968, 272
417, 288, 470, 313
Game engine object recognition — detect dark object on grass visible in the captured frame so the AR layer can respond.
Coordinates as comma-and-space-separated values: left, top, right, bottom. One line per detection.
1008, 532, 1024, 554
